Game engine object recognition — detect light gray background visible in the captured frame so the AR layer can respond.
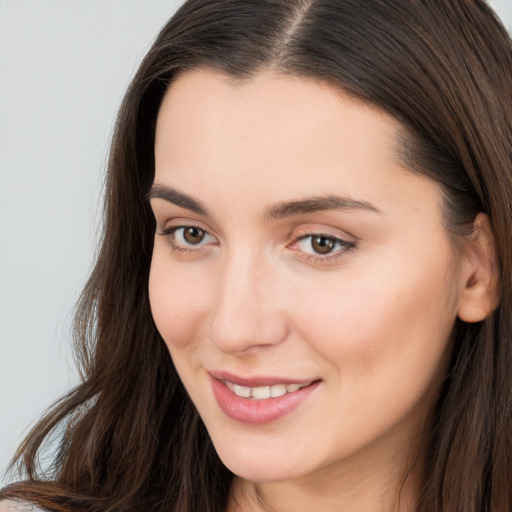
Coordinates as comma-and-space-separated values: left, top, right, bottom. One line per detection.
1, 0, 511, 487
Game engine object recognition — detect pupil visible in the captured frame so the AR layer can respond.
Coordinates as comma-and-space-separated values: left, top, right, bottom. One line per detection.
184, 227, 205, 244
312, 236, 335, 254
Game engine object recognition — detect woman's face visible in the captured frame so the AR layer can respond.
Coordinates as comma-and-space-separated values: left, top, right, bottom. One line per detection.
149, 69, 467, 484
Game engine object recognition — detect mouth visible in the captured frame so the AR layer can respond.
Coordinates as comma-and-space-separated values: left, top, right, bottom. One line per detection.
209, 371, 320, 424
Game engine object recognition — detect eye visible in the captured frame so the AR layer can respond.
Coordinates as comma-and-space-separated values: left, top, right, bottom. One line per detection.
175, 226, 210, 246
158, 225, 217, 252
292, 233, 356, 262
302, 235, 339, 255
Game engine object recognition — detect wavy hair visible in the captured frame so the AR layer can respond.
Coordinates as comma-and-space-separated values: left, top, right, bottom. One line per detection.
2, 1, 511, 511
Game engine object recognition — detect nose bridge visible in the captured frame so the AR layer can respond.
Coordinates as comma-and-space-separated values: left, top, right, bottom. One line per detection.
208, 245, 287, 354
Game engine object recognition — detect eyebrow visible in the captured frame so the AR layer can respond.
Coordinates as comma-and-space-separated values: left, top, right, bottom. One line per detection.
147, 184, 209, 216
266, 195, 380, 220
147, 184, 381, 219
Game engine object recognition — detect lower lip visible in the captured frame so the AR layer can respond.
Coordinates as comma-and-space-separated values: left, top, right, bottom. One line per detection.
210, 377, 320, 424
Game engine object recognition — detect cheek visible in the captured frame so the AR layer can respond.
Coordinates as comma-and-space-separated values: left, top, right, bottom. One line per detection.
148, 253, 210, 351
291, 251, 458, 394
282, 258, 458, 451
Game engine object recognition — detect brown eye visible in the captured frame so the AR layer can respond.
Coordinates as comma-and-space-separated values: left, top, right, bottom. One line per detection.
159, 225, 216, 253
183, 226, 206, 244
293, 233, 356, 262
310, 235, 337, 254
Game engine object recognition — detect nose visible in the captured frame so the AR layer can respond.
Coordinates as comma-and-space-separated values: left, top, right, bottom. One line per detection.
207, 250, 288, 355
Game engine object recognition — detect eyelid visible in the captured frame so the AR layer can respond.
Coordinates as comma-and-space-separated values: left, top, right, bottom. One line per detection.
291, 223, 358, 242
157, 217, 216, 237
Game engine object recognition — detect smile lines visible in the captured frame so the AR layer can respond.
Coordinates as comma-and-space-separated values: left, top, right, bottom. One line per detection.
223, 380, 313, 400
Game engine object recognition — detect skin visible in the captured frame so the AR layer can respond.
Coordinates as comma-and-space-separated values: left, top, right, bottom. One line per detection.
148, 69, 484, 512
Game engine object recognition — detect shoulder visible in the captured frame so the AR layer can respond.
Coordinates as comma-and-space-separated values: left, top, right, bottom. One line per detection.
0, 500, 44, 511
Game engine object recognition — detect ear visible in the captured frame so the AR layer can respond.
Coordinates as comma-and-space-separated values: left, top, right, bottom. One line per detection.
457, 213, 500, 323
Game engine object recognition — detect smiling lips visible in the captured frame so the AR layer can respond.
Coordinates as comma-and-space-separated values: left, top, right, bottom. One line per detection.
210, 373, 320, 424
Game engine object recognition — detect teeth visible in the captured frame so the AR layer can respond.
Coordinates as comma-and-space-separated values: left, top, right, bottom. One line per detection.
270, 384, 287, 397
226, 380, 312, 399
233, 384, 251, 398
252, 386, 271, 399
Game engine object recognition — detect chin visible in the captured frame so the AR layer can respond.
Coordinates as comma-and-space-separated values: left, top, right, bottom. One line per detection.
211, 435, 307, 483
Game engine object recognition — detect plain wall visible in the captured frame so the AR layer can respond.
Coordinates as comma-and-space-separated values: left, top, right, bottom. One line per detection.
1, 0, 511, 487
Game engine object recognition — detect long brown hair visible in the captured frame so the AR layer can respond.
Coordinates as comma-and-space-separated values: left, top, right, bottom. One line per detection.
2, 1, 511, 511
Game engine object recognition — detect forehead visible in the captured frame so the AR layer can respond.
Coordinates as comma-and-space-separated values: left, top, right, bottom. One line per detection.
155, 68, 400, 156
154, 68, 441, 222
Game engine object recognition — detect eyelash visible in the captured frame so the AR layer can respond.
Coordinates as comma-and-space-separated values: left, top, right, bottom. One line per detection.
158, 225, 356, 263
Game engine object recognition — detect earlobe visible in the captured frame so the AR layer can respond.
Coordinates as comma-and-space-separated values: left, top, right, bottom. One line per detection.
457, 213, 500, 323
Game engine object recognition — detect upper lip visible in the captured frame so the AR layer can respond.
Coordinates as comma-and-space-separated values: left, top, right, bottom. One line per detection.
209, 370, 319, 387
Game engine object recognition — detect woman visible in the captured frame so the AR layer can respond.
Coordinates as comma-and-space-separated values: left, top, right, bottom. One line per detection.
1, 1, 511, 511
